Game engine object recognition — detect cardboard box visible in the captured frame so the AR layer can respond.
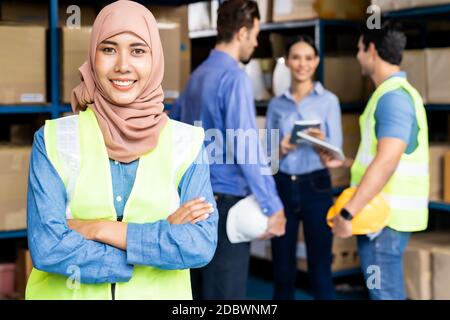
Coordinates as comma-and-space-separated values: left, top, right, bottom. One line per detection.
401, 50, 428, 103
272, 0, 368, 23
61, 26, 91, 103
330, 113, 360, 187
370, 0, 395, 11
146, 5, 191, 93
15, 249, 33, 299
324, 56, 364, 103
158, 22, 181, 100
0, 146, 31, 231
0, 25, 46, 104
432, 246, 450, 300
404, 231, 450, 300
426, 48, 450, 104
444, 151, 450, 203
429, 144, 450, 202
61, 22, 182, 102
0, 1, 96, 27
297, 235, 359, 272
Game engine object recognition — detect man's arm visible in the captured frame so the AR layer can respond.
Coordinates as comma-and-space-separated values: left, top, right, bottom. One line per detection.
333, 90, 415, 237
345, 138, 406, 215
224, 71, 285, 237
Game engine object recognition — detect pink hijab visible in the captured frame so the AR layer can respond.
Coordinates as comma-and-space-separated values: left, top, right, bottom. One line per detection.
71, 0, 168, 163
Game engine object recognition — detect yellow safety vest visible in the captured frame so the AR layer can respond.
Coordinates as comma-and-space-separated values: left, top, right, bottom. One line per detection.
26, 107, 205, 299
350, 76, 429, 232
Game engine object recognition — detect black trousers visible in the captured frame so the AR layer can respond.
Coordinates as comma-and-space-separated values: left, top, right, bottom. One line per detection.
271, 170, 335, 300
191, 193, 250, 300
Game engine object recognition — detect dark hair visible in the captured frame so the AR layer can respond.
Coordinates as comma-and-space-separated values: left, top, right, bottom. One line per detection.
360, 20, 406, 65
284, 35, 318, 57
216, 0, 260, 44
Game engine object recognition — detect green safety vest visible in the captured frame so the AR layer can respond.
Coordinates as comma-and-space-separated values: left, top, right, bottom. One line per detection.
350, 76, 429, 232
26, 107, 205, 299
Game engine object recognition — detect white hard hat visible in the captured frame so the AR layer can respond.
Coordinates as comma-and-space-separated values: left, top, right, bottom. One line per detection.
226, 195, 269, 243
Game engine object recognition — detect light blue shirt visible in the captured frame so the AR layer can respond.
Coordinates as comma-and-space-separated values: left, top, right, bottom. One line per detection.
27, 126, 218, 284
266, 82, 343, 175
171, 49, 283, 216
375, 71, 418, 154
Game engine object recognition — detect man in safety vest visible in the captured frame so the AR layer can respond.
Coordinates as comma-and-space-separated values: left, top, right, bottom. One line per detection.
323, 21, 429, 300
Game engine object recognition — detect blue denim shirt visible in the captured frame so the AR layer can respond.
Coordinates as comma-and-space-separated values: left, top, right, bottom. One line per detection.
27, 127, 218, 284
266, 83, 343, 175
171, 49, 283, 216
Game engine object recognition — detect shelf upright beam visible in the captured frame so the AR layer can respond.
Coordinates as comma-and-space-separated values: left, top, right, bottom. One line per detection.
384, 4, 450, 18
315, 20, 325, 84
49, 0, 60, 119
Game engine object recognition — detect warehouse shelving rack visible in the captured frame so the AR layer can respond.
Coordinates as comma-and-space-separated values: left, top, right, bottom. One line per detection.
187, 2, 450, 279
2, 2, 450, 283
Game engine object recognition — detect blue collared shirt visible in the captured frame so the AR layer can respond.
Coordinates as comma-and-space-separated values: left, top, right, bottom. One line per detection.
171, 49, 283, 216
27, 126, 218, 284
266, 82, 343, 175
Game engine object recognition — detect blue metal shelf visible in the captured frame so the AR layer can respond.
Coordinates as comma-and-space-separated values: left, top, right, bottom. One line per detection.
385, 4, 450, 18
191, 18, 360, 39
425, 104, 450, 111
333, 188, 450, 213
0, 229, 27, 240
429, 202, 450, 212
0, 106, 53, 114
332, 268, 361, 278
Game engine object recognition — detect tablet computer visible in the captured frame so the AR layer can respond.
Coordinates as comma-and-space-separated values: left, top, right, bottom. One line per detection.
289, 120, 321, 144
296, 131, 346, 161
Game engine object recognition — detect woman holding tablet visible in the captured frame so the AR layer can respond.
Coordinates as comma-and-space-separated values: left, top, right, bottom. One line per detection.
266, 35, 343, 300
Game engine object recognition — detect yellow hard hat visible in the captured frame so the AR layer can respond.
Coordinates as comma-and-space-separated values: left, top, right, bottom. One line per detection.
327, 187, 391, 235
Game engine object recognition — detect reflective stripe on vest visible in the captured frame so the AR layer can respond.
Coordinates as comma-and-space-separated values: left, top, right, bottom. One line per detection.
26, 107, 205, 300
350, 76, 429, 232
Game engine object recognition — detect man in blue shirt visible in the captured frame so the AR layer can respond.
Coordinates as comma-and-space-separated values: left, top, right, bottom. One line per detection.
171, 0, 285, 300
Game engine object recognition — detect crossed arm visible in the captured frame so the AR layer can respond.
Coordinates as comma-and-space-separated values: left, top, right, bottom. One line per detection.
27, 128, 218, 284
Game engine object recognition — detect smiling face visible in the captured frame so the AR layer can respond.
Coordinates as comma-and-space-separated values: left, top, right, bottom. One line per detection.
94, 32, 152, 105
285, 41, 320, 83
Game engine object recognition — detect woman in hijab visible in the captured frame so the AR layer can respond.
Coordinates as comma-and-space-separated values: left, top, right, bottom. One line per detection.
25, 0, 218, 300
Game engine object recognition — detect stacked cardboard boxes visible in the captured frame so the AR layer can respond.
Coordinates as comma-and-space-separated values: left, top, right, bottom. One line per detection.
0, 146, 31, 232
429, 144, 450, 202
273, 0, 369, 22
0, 1, 96, 27
0, 25, 46, 104
404, 231, 450, 300
372, 0, 450, 12
330, 114, 360, 188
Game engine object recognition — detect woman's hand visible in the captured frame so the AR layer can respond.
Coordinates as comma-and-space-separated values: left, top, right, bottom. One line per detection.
167, 197, 214, 225
306, 127, 326, 140
280, 135, 296, 156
